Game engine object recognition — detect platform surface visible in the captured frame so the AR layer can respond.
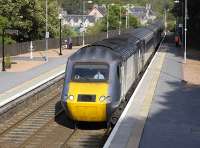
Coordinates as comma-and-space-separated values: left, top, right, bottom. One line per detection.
0, 47, 80, 106
138, 48, 200, 148
105, 43, 200, 148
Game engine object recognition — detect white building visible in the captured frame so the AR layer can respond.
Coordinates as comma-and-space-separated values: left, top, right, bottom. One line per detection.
63, 15, 96, 29
129, 4, 156, 25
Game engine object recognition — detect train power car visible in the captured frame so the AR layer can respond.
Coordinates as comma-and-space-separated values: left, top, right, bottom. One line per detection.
61, 21, 164, 125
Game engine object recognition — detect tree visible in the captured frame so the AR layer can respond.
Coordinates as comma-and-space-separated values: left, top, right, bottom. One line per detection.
62, 25, 78, 38
0, 16, 15, 44
0, 0, 60, 41
129, 15, 140, 28
86, 20, 104, 35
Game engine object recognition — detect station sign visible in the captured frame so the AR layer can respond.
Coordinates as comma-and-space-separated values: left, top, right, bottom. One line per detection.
178, 24, 183, 27
45, 32, 49, 39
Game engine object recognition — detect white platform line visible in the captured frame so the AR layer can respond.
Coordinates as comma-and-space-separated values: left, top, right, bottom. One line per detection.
0, 70, 65, 108
103, 36, 166, 148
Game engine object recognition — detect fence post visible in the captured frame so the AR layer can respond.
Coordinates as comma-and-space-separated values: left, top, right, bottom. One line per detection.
30, 41, 33, 59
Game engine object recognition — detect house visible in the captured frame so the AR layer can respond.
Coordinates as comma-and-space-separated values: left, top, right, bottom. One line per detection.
129, 4, 156, 25
63, 15, 96, 29
88, 5, 106, 19
62, 5, 106, 32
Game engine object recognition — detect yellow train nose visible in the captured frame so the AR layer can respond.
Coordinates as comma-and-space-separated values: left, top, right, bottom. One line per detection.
66, 82, 108, 122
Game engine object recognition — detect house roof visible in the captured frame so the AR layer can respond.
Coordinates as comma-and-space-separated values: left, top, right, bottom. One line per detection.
129, 7, 147, 19
89, 6, 106, 16
96, 6, 106, 16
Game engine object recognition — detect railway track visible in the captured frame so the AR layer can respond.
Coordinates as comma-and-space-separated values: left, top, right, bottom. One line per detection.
0, 37, 164, 148
0, 94, 63, 148
0, 92, 110, 148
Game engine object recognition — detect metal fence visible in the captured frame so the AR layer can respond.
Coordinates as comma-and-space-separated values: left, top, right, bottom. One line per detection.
0, 28, 133, 58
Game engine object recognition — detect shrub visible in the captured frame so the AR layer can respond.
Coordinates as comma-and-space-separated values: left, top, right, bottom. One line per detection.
5, 54, 12, 69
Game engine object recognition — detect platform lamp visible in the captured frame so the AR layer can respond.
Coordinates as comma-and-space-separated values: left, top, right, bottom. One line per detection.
106, 3, 115, 38
58, 13, 63, 55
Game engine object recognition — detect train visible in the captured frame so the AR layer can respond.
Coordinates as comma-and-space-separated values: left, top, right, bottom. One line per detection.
61, 20, 164, 125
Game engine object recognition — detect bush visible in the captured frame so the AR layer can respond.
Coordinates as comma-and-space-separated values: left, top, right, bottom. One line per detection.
167, 21, 176, 32
62, 25, 78, 38
129, 15, 141, 28
86, 20, 104, 36
5, 54, 12, 69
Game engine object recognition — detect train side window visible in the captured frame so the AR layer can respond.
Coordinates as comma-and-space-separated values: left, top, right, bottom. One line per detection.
117, 65, 121, 83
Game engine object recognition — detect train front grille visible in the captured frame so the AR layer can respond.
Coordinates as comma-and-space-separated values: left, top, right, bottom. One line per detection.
78, 94, 96, 102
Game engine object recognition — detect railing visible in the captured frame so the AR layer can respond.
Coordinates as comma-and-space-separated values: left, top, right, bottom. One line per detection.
0, 28, 133, 58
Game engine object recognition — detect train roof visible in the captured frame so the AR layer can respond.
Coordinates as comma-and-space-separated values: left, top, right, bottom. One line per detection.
68, 21, 163, 63
92, 34, 140, 61
130, 27, 154, 42
68, 45, 122, 63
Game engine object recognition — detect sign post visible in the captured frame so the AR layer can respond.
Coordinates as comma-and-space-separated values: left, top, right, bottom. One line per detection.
30, 41, 33, 59
2, 29, 5, 71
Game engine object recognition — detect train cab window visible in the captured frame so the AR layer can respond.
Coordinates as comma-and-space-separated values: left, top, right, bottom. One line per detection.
72, 63, 109, 82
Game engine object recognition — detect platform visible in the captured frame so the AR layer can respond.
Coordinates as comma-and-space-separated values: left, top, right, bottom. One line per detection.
0, 47, 80, 106
104, 43, 200, 148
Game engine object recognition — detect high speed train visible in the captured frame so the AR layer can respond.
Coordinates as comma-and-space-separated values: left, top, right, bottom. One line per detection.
61, 21, 164, 125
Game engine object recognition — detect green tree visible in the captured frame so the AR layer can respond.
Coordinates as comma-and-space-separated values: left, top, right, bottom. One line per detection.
86, 20, 104, 35
129, 15, 140, 28
0, 16, 15, 44
62, 25, 78, 38
0, 0, 60, 41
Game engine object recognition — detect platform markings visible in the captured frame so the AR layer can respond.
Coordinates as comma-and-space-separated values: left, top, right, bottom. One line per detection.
0, 64, 65, 107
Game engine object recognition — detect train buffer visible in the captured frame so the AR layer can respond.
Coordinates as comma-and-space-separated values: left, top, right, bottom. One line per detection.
104, 43, 200, 148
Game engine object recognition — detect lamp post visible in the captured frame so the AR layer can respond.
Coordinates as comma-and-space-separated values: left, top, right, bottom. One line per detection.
106, 3, 115, 38
82, 0, 93, 46
184, 0, 187, 63
174, 0, 180, 33
119, 6, 122, 35
1, 28, 5, 71
58, 13, 62, 55
45, 0, 48, 61
125, 4, 129, 29
106, 5, 109, 38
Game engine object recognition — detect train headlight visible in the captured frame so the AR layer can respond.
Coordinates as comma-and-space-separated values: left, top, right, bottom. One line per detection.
99, 96, 112, 103
68, 95, 74, 101
99, 96, 106, 102
106, 96, 112, 103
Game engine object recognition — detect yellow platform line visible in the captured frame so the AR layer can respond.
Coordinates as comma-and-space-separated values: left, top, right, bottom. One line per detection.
127, 49, 167, 148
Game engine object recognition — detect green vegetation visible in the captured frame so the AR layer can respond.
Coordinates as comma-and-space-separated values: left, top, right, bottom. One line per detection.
5, 54, 12, 69
0, 0, 176, 44
0, 0, 60, 44
86, 5, 140, 36
62, 25, 78, 38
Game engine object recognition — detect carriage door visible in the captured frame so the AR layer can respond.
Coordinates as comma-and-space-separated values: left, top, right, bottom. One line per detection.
120, 63, 126, 99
